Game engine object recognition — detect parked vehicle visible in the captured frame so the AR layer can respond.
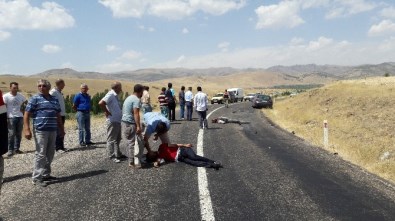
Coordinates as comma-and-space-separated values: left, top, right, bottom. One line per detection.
227, 88, 244, 102
243, 93, 256, 102
211, 93, 224, 104
228, 91, 236, 103
252, 94, 273, 109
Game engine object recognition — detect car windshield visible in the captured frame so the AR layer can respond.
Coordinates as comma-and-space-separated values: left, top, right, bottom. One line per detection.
258, 95, 271, 100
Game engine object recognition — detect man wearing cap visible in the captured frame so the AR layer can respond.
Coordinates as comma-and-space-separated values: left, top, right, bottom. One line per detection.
73, 83, 93, 146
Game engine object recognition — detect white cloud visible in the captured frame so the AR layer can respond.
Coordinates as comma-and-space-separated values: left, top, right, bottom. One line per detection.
106, 45, 119, 52
119, 50, 142, 60
0, 0, 74, 30
96, 62, 135, 73
42, 44, 62, 54
368, 20, 395, 37
255, 1, 304, 29
182, 28, 189, 34
99, 0, 246, 20
0, 30, 11, 41
289, 37, 305, 46
60, 62, 74, 69
158, 36, 393, 69
325, 0, 377, 19
138, 25, 155, 32
177, 55, 186, 63
380, 7, 395, 19
218, 41, 230, 52
307, 36, 333, 51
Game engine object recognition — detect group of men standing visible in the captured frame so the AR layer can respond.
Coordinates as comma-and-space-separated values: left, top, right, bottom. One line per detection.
157, 83, 209, 129
0, 79, 210, 190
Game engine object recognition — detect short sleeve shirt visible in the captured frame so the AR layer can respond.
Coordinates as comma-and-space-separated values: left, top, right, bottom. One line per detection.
73, 93, 91, 111
25, 94, 60, 131
101, 90, 122, 123
143, 112, 170, 137
2, 92, 26, 118
122, 95, 141, 124
49, 88, 66, 116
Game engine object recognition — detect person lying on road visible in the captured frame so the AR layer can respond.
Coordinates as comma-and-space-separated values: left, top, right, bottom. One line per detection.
147, 143, 222, 170
211, 116, 241, 125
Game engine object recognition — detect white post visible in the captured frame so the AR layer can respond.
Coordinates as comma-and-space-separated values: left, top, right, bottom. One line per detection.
323, 120, 329, 148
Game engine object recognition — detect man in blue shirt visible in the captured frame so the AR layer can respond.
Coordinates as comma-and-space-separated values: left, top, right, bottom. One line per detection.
24, 79, 65, 187
73, 83, 93, 146
143, 112, 171, 154
122, 84, 144, 168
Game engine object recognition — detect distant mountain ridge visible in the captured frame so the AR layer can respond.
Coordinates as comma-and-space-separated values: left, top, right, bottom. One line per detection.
29, 62, 395, 83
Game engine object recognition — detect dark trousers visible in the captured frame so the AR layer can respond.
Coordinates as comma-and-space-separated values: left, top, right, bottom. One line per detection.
178, 148, 215, 168
197, 111, 208, 128
179, 102, 185, 119
186, 102, 193, 121
56, 116, 65, 150
0, 113, 8, 156
168, 101, 176, 121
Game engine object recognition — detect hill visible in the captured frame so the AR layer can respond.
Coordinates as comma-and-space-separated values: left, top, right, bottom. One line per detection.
263, 76, 395, 183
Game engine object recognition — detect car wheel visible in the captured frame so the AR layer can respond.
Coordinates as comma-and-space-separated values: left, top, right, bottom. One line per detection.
211, 101, 214, 104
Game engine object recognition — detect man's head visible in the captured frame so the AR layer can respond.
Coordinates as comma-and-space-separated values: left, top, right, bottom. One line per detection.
134, 84, 144, 98
37, 79, 51, 95
188, 86, 192, 91
155, 122, 168, 135
197, 86, 202, 92
161, 87, 166, 92
144, 85, 149, 91
225, 89, 227, 92
111, 81, 122, 94
168, 82, 172, 88
181, 86, 185, 91
9, 82, 19, 95
80, 83, 89, 94
146, 151, 159, 162
55, 79, 65, 91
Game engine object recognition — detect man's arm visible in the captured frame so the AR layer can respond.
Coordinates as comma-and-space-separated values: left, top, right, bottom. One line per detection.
23, 111, 32, 140
72, 95, 78, 111
98, 100, 111, 117
134, 108, 141, 135
56, 113, 65, 137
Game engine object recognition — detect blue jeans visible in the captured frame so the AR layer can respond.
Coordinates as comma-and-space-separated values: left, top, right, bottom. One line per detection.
160, 106, 168, 118
8, 117, 23, 152
179, 102, 185, 119
197, 111, 208, 128
186, 102, 193, 121
76, 111, 91, 144
141, 104, 152, 115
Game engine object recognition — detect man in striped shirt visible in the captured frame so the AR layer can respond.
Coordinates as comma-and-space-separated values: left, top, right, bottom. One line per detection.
157, 87, 168, 117
24, 79, 65, 187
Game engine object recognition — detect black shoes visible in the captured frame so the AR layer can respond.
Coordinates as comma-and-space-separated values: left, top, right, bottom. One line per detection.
15, 150, 24, 154
32, 179, 48, 187
85, 141, 95, 145
212, 162, 223, 170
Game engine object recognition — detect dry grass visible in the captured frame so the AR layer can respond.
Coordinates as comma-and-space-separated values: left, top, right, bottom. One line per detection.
263, 77, 395, 183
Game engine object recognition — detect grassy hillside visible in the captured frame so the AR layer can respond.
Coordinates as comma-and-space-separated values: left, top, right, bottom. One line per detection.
263, 77, 395, 183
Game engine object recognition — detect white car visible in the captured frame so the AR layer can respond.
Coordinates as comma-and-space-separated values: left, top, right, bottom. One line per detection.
211, 93, 224, 104
243, 93, 256, 102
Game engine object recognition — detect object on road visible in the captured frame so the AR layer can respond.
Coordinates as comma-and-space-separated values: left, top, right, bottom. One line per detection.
212, 117, 242, 125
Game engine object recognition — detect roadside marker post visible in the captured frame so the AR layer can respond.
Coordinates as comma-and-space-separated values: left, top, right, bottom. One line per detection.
323, 120, 329, 149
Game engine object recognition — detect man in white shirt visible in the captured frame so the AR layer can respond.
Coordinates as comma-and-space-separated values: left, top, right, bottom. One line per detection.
184, 87, 194, 121
99, 82, 125, 163
193, 86, 209, 129
3, 82, 26, 157
49, 79, 68, 153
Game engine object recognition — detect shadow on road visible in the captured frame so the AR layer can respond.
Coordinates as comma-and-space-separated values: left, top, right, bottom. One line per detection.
49, 169, 108, 185
3, 173, 31, 183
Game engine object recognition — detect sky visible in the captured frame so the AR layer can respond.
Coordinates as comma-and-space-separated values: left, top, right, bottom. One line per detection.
1, 0, 395, 75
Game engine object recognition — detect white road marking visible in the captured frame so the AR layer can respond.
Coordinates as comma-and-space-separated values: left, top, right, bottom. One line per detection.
197, 105, 225, 221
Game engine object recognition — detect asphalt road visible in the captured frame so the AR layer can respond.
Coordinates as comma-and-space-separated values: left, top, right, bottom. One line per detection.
1, 102, 395, 221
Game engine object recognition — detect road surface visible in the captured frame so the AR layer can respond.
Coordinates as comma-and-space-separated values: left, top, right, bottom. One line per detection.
1, 102, 395, 221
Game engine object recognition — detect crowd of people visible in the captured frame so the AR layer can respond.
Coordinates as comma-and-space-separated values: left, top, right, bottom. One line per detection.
0, 79, 221, 190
